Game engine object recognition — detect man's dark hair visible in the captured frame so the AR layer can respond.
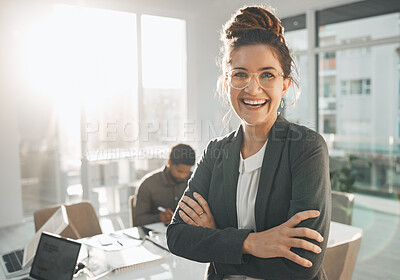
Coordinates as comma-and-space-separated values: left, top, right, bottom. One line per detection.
169, 144, 196, 166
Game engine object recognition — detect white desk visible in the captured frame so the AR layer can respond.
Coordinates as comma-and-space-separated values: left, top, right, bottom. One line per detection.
75, 222, 362, 280
75, 223, 207, 280
327, 221, 363, 248
0, 222, 362, 280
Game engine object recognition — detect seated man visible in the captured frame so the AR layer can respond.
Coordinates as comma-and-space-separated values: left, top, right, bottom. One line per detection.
134, 143, 196, 226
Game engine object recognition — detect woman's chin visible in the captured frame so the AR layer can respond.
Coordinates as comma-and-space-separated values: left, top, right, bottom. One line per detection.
241, 114, 278, 128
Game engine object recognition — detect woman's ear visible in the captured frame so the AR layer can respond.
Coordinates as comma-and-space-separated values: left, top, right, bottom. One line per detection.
282, 78, 291, 99
223, 77, 229, 93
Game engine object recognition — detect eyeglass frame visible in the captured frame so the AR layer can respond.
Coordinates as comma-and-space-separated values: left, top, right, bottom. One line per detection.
225, 69, 285, 90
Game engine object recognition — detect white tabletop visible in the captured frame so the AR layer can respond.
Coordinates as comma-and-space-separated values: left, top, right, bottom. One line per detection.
76, 223, 207, 280
74, 221, 362, 280
0, 221, 363, 280
327, 221, 363, 248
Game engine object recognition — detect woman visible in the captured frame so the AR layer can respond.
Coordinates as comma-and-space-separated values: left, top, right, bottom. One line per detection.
167, 6, 331, 280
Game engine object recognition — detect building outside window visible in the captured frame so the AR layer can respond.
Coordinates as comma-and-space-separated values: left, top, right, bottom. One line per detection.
316, 2, 400, 195
341, 79, 371, 95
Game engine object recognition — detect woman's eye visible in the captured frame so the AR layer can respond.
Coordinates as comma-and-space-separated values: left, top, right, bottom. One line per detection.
260, 72, 274, 79
233, 71, 248, 78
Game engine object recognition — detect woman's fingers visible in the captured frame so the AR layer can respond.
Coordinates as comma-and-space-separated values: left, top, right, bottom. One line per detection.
179, 194, 217, 229
288, 238, 322, 254
285, 210, 320, 228
181, 195, 204, 216
283, 250, 313, 268
290, 227, 324, 242
178, 210, 197, 226
193, 192, 212, 214
179, 201, 200, 223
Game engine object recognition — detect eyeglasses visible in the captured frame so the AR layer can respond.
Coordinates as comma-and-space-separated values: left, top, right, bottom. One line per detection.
226, 69, 285, 90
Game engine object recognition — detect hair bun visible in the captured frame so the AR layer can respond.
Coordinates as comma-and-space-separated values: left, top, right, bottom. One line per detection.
225, 6, 285, 43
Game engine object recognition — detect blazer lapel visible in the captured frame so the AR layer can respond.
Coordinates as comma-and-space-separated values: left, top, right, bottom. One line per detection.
255, 116, 289, 231
222, 126, 243, 228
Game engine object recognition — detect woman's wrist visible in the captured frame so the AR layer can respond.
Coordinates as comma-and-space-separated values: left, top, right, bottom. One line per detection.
242, 232, 254, 254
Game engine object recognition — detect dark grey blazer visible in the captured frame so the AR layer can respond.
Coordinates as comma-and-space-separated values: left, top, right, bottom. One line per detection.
167, 116, 331, 280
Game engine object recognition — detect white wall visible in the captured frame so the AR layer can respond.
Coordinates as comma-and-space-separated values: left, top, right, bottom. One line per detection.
0, 0, 24, 227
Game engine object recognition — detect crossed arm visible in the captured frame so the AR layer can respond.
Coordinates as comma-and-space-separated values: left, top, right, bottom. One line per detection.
179, 193, 323, 268
167, 135, 331, 279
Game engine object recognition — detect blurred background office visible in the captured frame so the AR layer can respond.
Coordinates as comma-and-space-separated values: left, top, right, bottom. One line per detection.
0, 0, 399, 279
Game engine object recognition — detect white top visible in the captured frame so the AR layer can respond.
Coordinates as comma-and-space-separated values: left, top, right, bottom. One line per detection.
227, 142, 268, 280
236, 139, 268, 231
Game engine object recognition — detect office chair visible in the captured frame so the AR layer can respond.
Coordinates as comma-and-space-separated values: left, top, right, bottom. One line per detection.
323, 234, 362, 280
128, 195, 136, 227
34, 201, 102, 239
332, 190, 355, 225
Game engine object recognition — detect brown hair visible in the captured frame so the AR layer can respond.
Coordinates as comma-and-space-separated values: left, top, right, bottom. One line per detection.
218, 6, 299, 106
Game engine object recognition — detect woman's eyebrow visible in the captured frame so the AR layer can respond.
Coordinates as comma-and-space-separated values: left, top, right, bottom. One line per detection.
231, 66, 278, 71
259, 66, 278, 71
231, 67, 247, 71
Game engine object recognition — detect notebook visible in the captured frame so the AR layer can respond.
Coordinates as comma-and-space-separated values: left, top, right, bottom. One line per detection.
0, 205, 69, 279
108, 243, 165, 273
21, 232, 81, 280
80, 226, 168, 277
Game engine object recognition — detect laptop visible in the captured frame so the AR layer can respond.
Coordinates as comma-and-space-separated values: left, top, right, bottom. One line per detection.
20, 232, 81, 280
0, 206, 69, 278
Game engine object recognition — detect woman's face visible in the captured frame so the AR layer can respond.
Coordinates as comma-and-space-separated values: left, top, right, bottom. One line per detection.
226, 44, 290, 130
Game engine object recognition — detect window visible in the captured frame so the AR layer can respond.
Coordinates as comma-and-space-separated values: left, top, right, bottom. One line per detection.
17, 4, 187, 218
317, 0, 400, 194
322, 76, 336, 98
321, 52, 336, 70
318, 9, 399, 48
282, 16, 310, 127
341, 79, 371, 95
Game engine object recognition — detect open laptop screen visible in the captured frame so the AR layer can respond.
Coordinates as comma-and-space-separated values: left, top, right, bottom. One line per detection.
29, 233, 81, 280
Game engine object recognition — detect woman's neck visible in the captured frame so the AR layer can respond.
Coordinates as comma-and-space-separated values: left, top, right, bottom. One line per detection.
241, 116, 277, 159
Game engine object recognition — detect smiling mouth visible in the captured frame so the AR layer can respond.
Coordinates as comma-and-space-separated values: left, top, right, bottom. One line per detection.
241, 98, 269, 108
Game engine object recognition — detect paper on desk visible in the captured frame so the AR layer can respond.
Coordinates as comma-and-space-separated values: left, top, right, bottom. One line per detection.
145, 222, 168, 234
80, 233, 143, 251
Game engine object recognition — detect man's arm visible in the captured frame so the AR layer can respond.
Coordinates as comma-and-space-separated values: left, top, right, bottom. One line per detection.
134, 181, 160, 226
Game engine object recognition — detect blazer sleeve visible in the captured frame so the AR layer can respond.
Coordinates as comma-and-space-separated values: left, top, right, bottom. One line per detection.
167, 140, 252, 264
214, 131, 331, 279
286, 130, 331, 277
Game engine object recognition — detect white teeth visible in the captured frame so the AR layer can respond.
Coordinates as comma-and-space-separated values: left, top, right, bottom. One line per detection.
242, 99, 268, 105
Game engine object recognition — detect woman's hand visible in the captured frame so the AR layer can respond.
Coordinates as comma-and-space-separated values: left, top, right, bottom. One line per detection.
242, 210, 323, 268
178, 192, 217, 229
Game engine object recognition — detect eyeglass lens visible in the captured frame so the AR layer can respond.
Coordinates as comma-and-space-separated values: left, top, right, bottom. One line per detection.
229, 69, 281, 90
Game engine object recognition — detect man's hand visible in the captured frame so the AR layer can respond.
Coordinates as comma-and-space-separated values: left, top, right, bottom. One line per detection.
160, 208, 173, 225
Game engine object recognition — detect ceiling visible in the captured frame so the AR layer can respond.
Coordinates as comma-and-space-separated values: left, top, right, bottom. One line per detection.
207, 0, 365, 18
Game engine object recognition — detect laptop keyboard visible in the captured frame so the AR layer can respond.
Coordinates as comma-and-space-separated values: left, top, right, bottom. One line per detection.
2, 249, 24, 273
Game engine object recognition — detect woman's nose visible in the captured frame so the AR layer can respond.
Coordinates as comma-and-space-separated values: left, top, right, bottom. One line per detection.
245, 75, 263, 94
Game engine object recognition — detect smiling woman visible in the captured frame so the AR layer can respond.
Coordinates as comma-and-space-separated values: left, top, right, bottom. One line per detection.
226, 45, 291, 146
167, 5, 331, 280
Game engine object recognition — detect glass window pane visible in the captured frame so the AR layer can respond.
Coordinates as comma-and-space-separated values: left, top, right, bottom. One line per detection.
17, 4, 138, 217
285, 29, 308, 52
283, 54, 311, 127
141, 15, 186, 89
318, 12, 400, 47
284, 28, 311, 127
319, 43, 400, 194
139, 15, 187, 152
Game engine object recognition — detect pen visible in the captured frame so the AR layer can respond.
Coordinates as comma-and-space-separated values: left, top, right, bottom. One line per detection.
117, 240, 123, 246
157, 206, 166, 212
